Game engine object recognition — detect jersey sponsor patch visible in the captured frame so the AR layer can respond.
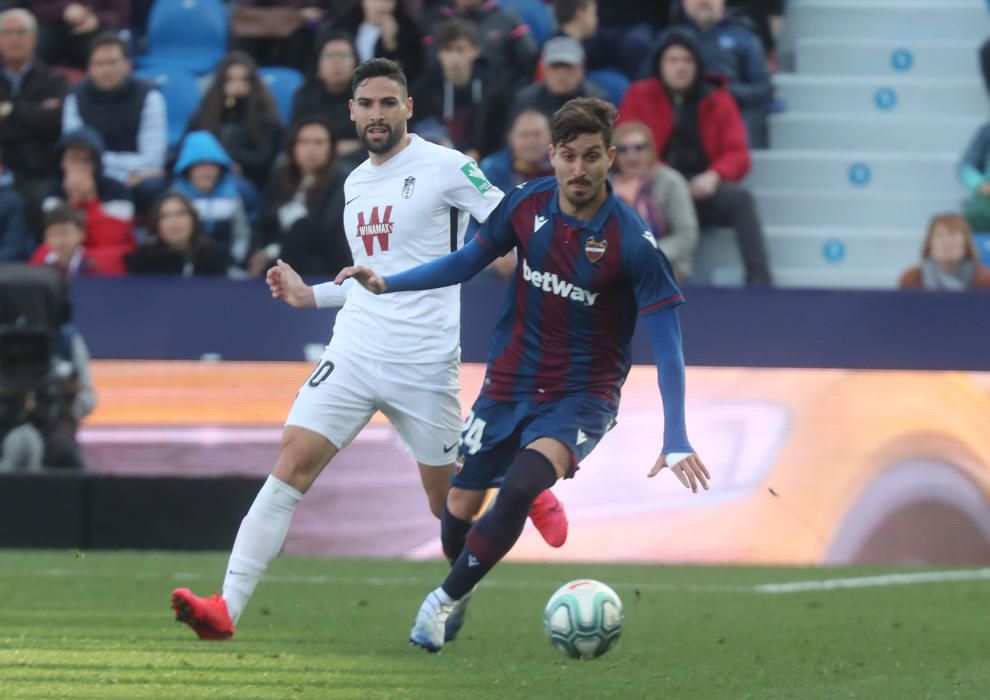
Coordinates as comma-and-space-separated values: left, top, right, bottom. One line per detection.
522, 258, 599, 306
461, 161, 493, 193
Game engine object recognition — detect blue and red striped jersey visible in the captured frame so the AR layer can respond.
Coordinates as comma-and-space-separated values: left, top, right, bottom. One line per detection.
475, 176, 684, 403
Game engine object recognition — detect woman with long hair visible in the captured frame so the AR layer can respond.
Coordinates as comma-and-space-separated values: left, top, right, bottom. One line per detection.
187, 51, 283, 191
126, 193, 232, 276
899, 213, 990, 290
610, 121, 699, 282
247, 117, 352, 276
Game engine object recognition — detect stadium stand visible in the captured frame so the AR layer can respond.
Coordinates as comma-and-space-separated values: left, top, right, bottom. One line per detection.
138, 0, 228, 75
694, 0, 990, 288
259, 66, 305, 125
133, 66, 202, 150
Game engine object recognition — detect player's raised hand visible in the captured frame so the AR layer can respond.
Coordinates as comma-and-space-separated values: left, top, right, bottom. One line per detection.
335, 266, 388, 294
266, 259, 315, 308
648, 453, 710, 493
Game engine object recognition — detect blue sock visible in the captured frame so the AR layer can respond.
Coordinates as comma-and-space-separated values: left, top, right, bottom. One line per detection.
441, 450, 557, 600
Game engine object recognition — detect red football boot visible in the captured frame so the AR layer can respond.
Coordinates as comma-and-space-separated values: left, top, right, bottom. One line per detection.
171, 588, 235, 640
529, 489, 568, 548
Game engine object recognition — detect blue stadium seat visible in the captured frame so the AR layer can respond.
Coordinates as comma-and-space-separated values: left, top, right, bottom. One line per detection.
587, 68, 630, 107
133, 66, 202, 150
259, 67, 304, 125
498, 0, 557, 46
139, 0, 227, 75
974, 233, 990, 267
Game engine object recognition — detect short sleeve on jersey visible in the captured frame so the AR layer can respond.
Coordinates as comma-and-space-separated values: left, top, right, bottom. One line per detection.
439, 153, 505, 224
626, 229, 685, 316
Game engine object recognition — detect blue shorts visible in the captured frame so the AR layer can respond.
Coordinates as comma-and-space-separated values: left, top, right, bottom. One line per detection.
452, 395, 618, 490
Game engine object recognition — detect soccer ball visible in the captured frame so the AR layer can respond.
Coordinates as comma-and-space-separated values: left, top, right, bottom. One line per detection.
543, 579, 623, 660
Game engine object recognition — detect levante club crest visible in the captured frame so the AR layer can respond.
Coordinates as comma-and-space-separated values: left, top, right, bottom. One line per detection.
584, 237, 607, 263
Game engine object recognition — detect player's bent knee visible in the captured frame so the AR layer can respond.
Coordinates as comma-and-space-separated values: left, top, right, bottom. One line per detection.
272, 426, 337, 493
446, 486, 488, 521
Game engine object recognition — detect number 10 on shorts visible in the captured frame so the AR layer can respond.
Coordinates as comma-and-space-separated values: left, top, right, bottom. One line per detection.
461, 411, 486, 455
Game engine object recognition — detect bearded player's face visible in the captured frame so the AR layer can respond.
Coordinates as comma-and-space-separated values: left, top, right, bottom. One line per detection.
350, 76, 413, 155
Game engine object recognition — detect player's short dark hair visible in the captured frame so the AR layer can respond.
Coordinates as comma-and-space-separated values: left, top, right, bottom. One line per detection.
88, 31, 130, 61
436, 19, 478, 49
352, 58, 408, 98
554, 0, 595, 26
551, 97, 616, 148
44, 204, 85, 232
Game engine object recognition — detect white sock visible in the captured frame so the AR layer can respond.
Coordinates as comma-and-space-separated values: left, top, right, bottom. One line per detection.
222, 474, 303, 624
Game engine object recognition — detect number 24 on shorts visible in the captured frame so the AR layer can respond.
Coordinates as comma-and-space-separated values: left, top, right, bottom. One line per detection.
461, 410, 486, 455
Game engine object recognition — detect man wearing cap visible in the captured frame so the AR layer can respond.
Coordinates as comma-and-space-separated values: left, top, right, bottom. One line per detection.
510, 35, 610, 122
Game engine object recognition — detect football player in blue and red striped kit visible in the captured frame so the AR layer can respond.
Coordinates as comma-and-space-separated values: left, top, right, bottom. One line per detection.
338, 97, 710, 652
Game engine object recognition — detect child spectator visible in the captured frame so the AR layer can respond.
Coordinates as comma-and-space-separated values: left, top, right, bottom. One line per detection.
186, 52, 282, 194
248, 117, 351, 277
126, 192, 232, 276
610, 121, 699, 282
899, 213, 990, 290
290, 30, 361, 159
171, 131, 253, 268
43, 127, 135, 256
30, 203, 126, 275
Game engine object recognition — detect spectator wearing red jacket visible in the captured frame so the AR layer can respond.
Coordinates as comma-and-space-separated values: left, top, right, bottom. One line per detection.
618, 29, 771, 285
30, 203, 126, 276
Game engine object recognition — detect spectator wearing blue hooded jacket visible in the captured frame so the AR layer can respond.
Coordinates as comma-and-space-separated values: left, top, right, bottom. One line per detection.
645, 0, 772, 147
170, 131, 253, 268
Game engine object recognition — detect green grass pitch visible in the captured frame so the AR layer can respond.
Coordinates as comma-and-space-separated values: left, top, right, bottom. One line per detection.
0, 551, 986, 699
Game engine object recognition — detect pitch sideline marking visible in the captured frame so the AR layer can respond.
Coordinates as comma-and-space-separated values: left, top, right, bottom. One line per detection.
12, 566, 990, 595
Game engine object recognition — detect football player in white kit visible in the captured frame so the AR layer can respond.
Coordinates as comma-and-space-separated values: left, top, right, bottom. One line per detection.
170, 58, 567, 641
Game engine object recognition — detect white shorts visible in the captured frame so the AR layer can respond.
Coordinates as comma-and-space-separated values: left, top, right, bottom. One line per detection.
284, 350, 462, 467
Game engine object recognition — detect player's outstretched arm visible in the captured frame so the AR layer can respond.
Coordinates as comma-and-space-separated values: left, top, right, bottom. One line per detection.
336, 237, 498, 295
642, 307, 710, 492
266, 259, 315, 308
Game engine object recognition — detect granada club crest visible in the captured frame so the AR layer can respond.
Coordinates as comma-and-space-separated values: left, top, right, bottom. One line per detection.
402, 176, 415, 199
357, 205, 394, 255
584, 237, 607, 263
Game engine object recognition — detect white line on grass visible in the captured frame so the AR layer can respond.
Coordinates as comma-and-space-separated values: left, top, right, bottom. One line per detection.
18, 566, 990, 595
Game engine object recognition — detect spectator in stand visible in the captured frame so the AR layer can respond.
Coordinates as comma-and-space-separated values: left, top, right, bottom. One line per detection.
33, 1, 130, 70
960, 120, 990, 232
619, 30, 771, 285
610, 121, 699, 282
126, 192, 232, 276
42, 127, 135, 261
290, 30, 362, 160
62, 33, 166, 215
0, 8, 68, 232
479, 108, 553, 193
0, 156, 29, 262
426, 0, 538, 90
170, 131, 253, 269
248, 117, 352, 278
899, 213, 990, 290
30, 203, 126, 275
329, 0, 425, 85
649, 0, 772, 147
553, 0, 654, 80
511, 37, 610, 123
186, 52, 283, 195
412, 19, 509, 162
726, 0, 785, 64
231, 1, 332, 72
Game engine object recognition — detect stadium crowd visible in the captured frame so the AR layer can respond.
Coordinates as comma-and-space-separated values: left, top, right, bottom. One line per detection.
0, 0, 784, 285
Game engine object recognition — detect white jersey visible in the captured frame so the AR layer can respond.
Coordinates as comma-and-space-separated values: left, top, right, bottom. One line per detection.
328, 134, 504, 363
